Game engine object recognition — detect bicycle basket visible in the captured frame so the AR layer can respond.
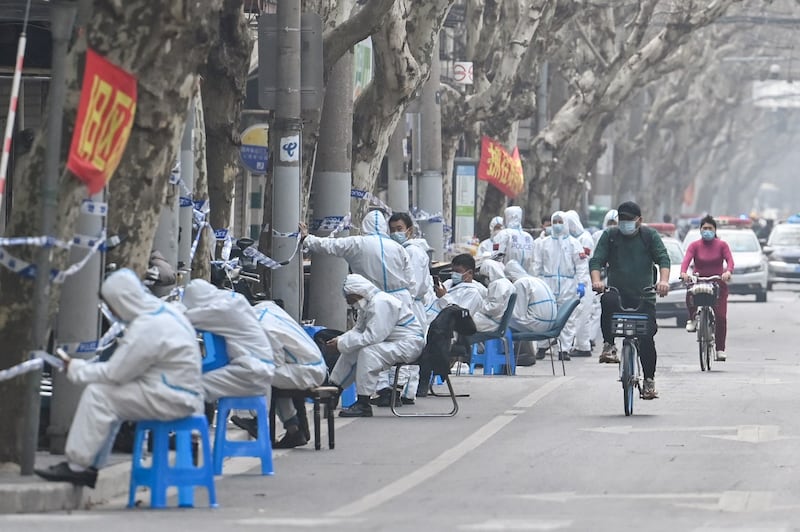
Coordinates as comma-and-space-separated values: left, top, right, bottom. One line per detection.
611, 313, 650, 338
689, 283, 718, 307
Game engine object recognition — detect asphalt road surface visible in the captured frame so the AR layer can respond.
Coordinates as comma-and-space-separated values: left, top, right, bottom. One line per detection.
5, 286, 800, 532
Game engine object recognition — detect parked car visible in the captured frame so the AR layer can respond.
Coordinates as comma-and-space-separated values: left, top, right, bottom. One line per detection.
683, 225, 768, 302
763, 220, 800, 289
656, 237, 689, 326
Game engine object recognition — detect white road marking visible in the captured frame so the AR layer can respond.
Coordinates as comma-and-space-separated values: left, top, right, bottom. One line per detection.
326, 377, 573, 518
704, 425, 794, 443
458, 519, 573, 530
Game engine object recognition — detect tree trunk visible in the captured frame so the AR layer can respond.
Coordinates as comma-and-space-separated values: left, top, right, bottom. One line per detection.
0, 0, 223, 464
192, 89, 213, 281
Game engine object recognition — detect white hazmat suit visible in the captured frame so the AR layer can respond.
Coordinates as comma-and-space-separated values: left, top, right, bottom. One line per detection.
472, 260, 515, 332
533, 212, 588, 350
253, 301, 327, 423
505, 260, 558, 333
64, 269, 204, 469
589, 209, 618, 341
564, 210, 594, 354
478, 216, 504, 256
435, 277, 486, 316
494, 206, 535, 272
304, 209, 415, 308
183, 279, 274, 401
330, 275, 425, 397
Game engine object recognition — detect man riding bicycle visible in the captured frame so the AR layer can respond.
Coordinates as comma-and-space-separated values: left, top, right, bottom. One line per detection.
589, 201, 671, 399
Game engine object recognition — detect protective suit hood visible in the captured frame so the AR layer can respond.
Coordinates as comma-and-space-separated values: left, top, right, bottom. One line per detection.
101, 268, 163, 322
551, 210, 566, 225
343, 273, 380, 301
564, 210, 585, 236
183, 279, 223, 310
480, 259, 506, 282
489, 216, 504, 231
504, 260, 529, 282
504, 206, 523, 230
361, 210, 389, 236
603, 209, 619, 228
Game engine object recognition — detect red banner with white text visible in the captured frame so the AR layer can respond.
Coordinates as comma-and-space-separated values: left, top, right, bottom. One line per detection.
477, 136, 524, 198
67, 49, 137, 194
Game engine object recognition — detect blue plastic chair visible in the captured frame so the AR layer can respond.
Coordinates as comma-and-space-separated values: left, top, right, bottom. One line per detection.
510, 298, 581, 376
213, 396, 274, 475
200, 331, 229, 373
128, 415, 217, 509
465, 294, 517, 376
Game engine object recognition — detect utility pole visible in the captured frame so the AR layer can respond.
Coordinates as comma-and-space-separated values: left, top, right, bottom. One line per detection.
417, 40, 444, 261
23, 0, 76, 475
387, 120, 409, 212
270, 0, 303, 320
308, 52, 353, 331
177, 100, 195, 276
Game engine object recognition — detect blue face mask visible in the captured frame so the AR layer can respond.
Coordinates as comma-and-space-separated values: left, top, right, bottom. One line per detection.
701, 229, 715, 241
451, 272, 464, 285
551, 223, 566, 236
390, 231, 407, 244
619, 220, 637, 235
544, 226, 553, 236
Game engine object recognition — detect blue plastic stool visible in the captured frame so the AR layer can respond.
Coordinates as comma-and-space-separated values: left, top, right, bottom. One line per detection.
128, 415, 217, 509
471, 329, 515, 375
340, 382, 357, 408
213, 396, 274, 476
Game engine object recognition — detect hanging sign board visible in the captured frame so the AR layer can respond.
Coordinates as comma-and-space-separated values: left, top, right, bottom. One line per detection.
477, 136, 524, 198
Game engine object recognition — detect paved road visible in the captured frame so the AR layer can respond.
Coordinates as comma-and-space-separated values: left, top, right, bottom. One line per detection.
5, 287, 800, 531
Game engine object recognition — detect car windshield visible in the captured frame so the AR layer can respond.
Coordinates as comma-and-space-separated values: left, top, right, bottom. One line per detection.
718, 230, 760, 252
769, 225, 800, 246
663, 240, 684, 264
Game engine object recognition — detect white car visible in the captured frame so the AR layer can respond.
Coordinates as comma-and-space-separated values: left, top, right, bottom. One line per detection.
656, 237, 690, 326
683, 228, 768, 302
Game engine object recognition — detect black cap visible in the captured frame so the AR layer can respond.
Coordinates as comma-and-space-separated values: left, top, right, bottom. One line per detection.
617, 201, 642, 220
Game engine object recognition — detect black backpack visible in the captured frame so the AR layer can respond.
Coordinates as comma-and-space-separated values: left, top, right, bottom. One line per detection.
605, 226, 658, 283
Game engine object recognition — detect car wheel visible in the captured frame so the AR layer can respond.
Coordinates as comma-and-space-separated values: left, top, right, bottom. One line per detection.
756, 290, 767, 303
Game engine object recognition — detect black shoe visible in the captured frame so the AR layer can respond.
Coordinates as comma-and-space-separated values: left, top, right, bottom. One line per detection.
535, 348, 548, 360
34, 462, 97, 489
370, 388, 400, 407
339, 402, 373, 417
571, 349, 592, 357
516, 353, 536, 367
230, 415, 258, 439
273, 429, 308, 449
558, 351, 571, 361
401, 397, 415, 405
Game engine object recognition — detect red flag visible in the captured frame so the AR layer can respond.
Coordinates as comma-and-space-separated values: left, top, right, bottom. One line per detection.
477, 136, 524, 198
67, 49, 137, 194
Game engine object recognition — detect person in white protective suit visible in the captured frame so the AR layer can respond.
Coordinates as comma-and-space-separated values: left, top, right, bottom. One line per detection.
34, 269, 204, 488
182, 279, 274, 402
532, 211, 588, 360
563, 210, 594, 358
434, 253, 487, 316
494, 206, 535, 272
301, 209, 415, 309
235, 301, 327, 448
325, 274, 425, 417
589, 209, 618, 343
505, 260, 558, 333
477, 216, 504, 256
472, 259, 515, 332
371, 212, 434, 406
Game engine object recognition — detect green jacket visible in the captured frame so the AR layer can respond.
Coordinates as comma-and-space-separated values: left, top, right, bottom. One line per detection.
589, 226, 671, 302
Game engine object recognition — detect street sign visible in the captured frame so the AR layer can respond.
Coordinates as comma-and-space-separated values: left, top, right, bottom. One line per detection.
239, 123, 270, 174
453, 158, 477, 245
453, 61, 473, 85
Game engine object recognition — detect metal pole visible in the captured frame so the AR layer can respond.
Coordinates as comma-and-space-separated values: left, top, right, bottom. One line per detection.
387, 119, 409, 212
23, 0, 76, 476
178, 100, 195, 273
270, 0, 302, 320
417, 40, 444, 260
308, 50, 353, 331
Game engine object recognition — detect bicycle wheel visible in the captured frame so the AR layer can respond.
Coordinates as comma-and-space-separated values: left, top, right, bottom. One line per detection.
706, 310, 715, 371
621, 342, 635, 416
698, 308, 708, 372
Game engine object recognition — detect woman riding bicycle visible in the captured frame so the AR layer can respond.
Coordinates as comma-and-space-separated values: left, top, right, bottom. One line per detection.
680, 215, 734, 361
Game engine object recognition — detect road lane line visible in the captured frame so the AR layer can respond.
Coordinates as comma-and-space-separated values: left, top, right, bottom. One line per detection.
327, 377, 573, 518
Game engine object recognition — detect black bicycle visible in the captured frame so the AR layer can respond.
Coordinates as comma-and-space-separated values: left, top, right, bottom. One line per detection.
686, 275, 721, 372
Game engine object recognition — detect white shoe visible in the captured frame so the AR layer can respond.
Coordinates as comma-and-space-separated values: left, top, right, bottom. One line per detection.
716, 350, 726, 361
685, 320, 696, 333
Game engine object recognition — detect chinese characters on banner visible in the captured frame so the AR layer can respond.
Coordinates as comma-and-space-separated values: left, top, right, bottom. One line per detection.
67, 49, 137, 194
476, 136, 524, 198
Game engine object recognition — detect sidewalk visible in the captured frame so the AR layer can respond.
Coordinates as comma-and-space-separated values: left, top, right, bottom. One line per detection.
0, 425, 252, 514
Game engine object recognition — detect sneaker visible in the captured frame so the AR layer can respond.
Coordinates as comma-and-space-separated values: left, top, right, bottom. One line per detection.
571, 349, 592, 358
230, 415, 258, 439
599, 342, 619, 364
516, 353, 536, 366
401, 397, 415, 405
535, 348, 548, 360
685, 319, 696, 333
716, 350, 726, 361
558, 351, 570, 361
34, 462, 98, 489
641, 378, 659, 400
273, 429, 308, 449
369, 388, 401, 407
339, 402, 373, 417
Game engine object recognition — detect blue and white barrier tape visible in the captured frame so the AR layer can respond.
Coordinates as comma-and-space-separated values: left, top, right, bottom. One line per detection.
81, 200, 108, 216
0, 350, 67, 383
